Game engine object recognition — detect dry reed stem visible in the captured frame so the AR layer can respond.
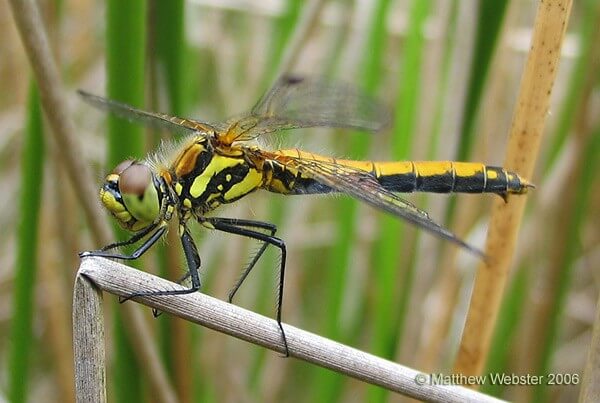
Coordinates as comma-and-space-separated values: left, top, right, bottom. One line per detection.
7, 1, 178, 400
275, 0, 327, 77
7, 0, 111, 246
76, 256, 508, 403
525, 16, 600, 400
73, 272, 106, 403
453, 0, 573, 377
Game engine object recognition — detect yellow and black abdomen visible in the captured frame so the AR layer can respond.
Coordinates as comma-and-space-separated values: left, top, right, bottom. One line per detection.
374, 161, 531, 196
264, 149, 531, 198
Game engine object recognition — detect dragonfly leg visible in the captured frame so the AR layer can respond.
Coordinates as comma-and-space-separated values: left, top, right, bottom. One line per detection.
121, 226, 201, 303
207, 217, 289, 357
203, 217, 277, 303
98, 223, 158, 252
79, 224, 166, 260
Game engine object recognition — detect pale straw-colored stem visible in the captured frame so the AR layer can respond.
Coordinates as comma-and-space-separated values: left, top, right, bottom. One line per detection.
7, 0, 111, 245
453, 0, 573, 377
75, 256, 508, 403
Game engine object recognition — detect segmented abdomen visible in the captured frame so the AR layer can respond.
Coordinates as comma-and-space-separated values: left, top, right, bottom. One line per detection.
265, 149, 532, 197
374, 161, 529, 195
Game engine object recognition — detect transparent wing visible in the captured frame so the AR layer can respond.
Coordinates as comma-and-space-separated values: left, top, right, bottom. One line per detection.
217, 75, 391, 144
78, 90, 216, 135
259, 150, 483, 257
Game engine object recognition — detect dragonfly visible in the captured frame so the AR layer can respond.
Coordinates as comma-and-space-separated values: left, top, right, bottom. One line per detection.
79, 75, 533, 356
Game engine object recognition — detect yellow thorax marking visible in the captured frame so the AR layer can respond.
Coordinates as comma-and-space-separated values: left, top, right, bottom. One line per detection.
106, 173, 120, 182
189, 155, 244, 198
174, 182, 183, 196
223, 169, 262, 201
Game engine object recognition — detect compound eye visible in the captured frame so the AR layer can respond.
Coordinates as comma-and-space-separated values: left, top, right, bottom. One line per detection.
119, 163, 153, 197
112, 159, 136, 175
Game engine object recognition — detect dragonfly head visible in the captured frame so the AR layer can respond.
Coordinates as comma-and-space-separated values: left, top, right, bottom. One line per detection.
100, 160, 161, 232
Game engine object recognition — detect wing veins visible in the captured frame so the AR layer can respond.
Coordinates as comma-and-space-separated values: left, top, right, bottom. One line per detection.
220, 75, 391, 143
78, 90, 216, 135
274, 155, 483, 257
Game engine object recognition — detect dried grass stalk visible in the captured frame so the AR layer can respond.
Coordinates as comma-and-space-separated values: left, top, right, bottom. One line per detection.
453, 0, 573, 377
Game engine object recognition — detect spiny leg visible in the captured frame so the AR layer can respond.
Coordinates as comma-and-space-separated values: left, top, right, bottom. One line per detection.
79, 224, 166, 260
230, 242, 270, 302
79, 224, 170, 306
121, 225, 202, 303
203, 217, 277, 303
208, 218, 289, 356
98, 223, 158, 252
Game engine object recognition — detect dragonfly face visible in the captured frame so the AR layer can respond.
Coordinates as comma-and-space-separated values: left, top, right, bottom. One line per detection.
99, 159, 162, 232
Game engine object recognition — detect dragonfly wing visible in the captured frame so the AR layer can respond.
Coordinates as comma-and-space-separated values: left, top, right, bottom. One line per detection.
271, 153, 484, 257
219, 75, 391, 144
78, 90, 216, 135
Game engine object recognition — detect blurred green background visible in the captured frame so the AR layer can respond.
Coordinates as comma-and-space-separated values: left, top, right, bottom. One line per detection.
1, 0, 598, 402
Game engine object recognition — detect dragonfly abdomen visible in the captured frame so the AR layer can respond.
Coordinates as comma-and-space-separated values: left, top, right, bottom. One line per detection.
263, 149, 532, 198
374, 161, 531, 196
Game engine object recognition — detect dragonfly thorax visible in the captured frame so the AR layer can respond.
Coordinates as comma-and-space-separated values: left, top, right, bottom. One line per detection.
99, 160, 162, 232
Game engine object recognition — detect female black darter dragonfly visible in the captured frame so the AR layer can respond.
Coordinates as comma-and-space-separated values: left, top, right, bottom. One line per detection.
80, 76, 533, 355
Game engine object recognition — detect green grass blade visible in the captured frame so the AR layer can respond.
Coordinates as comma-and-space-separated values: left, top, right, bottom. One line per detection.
8, 82, 45, 403
367, 2, 430, 401
244, 0, 306, 396
152, 2, 200, 401
455, 0, 509, 161
154, 0, 186, 116
444, 0, 509, 229
312, 0, 393, 400
106, 1, 147, 402
425, 1, 459, 159
106, 0, 146, 166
